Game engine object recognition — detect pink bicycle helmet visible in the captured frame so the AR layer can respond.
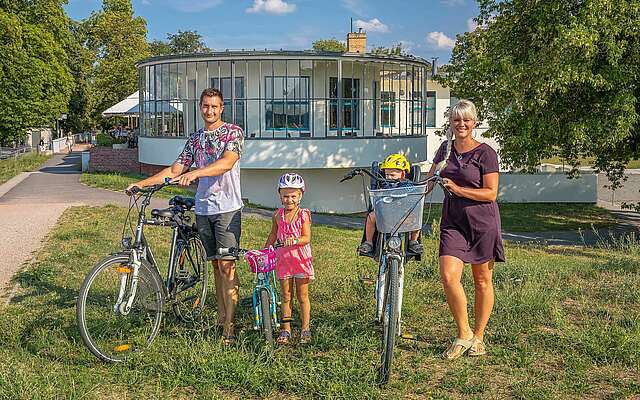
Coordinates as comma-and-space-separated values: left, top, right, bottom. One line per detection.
278, 172, 305, 192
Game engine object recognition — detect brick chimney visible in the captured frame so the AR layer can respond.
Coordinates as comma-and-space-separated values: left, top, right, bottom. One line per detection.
347, 28, 366, 54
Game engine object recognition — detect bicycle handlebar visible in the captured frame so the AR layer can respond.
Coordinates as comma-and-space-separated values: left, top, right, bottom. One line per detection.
339, 168, 393, 184
125, 178, 178, 196
217, 242, 284, 257
340, 168, 452, 196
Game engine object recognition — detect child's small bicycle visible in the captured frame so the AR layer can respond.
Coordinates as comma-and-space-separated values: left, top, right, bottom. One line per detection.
218, 243, 283, 344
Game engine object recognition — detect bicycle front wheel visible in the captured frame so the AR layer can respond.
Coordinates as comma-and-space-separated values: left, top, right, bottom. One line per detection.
172, 236, 209, 324
379, 257, 399, 385
76, 254, 164, 362
259, 288, 274, 344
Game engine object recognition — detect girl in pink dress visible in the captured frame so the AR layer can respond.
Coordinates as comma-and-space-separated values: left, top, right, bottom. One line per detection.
264, 173, 314, 344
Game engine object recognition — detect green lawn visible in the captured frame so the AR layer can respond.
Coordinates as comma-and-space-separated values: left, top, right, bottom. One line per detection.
0, 152, 51, 185
423, 202, 619, 233
0, 206, 638, 399
80, 172, 196, 198
82, 172, 619, 233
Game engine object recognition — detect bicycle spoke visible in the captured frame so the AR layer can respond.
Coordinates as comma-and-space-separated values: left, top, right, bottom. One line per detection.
77, 255, 164, 362
172, 237, 209, 324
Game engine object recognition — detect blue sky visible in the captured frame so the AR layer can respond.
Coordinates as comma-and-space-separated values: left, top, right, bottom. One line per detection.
64, 0, 480, 62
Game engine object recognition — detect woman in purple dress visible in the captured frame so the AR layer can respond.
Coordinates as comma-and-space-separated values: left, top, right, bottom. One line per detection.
426, 99, 505, 360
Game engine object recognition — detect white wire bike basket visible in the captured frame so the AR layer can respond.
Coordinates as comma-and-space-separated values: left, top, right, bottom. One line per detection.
368, 184, 427, 233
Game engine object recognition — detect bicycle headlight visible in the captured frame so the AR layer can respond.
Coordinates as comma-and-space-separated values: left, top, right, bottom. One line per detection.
257, 272, 265, 280
121, 237, 132, 249
387, 236, 402, 250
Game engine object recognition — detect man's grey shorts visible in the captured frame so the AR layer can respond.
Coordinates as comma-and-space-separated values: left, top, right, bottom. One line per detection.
196, 209, 241, 261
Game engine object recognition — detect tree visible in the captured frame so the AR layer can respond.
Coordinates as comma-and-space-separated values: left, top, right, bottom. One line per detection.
370, 43, 405, 56
149, 39, 172, 56
85, 0, 149, 127
64, 20, 95, 134
0, 1, 73, 145
312, 38, 346, 52
149, 30, 211, 56
439, 0, 640, 190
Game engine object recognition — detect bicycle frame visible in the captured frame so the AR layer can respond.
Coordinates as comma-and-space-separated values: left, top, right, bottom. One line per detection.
218, 245, 283, 334
375, 234, 407, 335
115, 182, 197, 312
251, 269, 280, 331
342, 169, 447, 338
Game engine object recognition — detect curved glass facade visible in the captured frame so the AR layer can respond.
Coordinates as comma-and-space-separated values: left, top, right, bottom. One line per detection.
138, 52, 430, 139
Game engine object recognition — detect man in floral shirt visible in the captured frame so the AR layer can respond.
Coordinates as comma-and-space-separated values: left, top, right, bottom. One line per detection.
127, 88, 244, 344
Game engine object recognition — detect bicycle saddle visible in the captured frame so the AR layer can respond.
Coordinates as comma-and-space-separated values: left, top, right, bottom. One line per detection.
151, 207, 175, 218
170, 196, 195, 210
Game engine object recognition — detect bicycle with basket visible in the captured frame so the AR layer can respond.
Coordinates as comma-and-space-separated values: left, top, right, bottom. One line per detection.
341, 162, 448, 384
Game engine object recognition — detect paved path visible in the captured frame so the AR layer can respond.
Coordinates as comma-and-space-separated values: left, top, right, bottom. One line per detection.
0, 152, 161, 296
1, 152, 639, 296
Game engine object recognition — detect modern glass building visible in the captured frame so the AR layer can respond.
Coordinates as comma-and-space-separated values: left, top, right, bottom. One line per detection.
136, 50, 464, 212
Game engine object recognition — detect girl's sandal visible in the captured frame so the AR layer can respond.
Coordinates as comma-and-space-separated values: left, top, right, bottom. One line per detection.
222, 335, 237, 346
441, 337, 474, 360
467, 337, 487, 357
299, 330, 312, 344
276, 330, 291, 345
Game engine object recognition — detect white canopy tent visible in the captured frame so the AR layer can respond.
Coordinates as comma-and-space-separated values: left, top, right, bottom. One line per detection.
101, 91, 140, 117
101, 91, 140, 130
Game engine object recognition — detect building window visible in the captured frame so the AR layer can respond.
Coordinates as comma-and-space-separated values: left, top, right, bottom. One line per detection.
211, 77, 245, 128
264, 76, 310, 131
329, 77, 360, 130
381, 91, 395, 127
411, 91, 422, 129
426, 91, 436, 127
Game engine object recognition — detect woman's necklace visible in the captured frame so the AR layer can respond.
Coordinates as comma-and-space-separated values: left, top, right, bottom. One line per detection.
454, 139, 479, 161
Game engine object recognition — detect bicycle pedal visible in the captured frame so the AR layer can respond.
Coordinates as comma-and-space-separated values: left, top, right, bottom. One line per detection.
359, 275, 375, 285
400, 333, 418, 340
175, 269, 190, 280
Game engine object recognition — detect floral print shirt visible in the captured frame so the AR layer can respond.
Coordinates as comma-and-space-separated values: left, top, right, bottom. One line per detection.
176, 123, 244, 215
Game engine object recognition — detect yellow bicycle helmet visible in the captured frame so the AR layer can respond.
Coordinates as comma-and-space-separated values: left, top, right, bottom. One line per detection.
380, 153, 410, 173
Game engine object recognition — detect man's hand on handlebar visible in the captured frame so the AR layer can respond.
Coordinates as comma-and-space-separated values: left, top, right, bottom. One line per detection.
172, 170, 200, 186
125, 183, 141, 196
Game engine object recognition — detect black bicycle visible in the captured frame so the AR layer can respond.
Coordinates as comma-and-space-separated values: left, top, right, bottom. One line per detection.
341, 166, 448, 384
76, 180, 209, 362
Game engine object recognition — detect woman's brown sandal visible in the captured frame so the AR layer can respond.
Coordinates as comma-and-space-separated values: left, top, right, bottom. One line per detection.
442, 337, 474, 360
467, 337, 487, 356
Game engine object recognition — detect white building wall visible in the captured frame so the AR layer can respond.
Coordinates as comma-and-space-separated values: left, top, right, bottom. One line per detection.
426, 173, 598, 204
138, 136, 428, 169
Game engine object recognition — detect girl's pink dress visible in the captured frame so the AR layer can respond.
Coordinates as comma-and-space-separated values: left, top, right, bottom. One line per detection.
275, 207, 314, 280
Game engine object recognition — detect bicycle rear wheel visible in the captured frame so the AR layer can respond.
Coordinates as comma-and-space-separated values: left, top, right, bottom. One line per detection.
259, 288, 274, 344
172, 236, 209, 323
379, 257, 399, 385
76, 254, 164, 362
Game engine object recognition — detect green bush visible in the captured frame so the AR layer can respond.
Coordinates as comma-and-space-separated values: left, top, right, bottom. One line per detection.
96, 133, 114, 147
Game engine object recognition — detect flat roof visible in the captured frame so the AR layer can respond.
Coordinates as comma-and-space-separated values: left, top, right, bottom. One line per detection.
136, 49, 431, 68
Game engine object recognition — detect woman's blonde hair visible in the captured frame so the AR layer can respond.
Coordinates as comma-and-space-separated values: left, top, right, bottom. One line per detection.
436, 99, 478, 173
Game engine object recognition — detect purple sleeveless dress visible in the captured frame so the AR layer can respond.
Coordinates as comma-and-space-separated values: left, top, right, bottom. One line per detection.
433, 141, 505, 264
